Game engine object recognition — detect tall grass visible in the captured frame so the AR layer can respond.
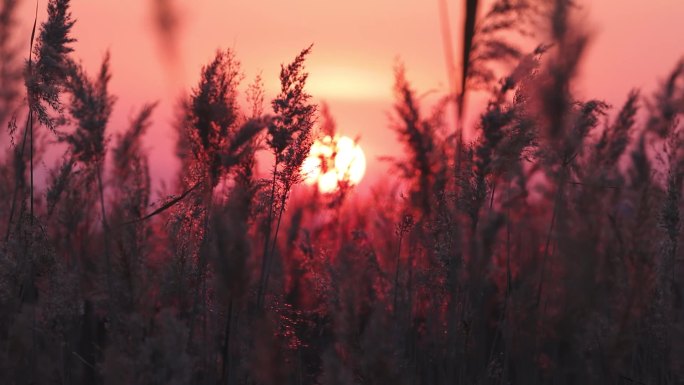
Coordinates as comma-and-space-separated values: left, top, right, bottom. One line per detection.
0, 0, 683, 384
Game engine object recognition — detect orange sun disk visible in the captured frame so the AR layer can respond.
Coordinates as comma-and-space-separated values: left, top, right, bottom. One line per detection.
301, 135, 366, 193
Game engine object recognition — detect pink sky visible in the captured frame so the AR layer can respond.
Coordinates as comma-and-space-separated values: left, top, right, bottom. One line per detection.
13, 0, 684, 192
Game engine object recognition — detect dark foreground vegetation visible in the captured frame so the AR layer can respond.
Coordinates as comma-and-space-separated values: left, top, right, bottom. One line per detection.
1, 0, 683, 384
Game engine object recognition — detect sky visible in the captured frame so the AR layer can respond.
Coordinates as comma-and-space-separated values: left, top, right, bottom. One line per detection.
12, 0, 684, 193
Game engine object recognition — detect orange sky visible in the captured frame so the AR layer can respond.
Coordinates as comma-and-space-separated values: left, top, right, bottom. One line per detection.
13, 0, 684, 192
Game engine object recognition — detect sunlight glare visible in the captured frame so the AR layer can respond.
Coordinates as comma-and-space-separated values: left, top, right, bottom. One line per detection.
302, 135, 366, 193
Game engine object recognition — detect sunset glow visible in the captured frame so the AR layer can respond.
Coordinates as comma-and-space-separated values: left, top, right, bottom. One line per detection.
2, 0, 683, 382
302, 135, 366, 193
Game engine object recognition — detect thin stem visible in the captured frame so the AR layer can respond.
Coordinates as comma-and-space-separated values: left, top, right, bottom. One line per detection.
29, 110, 33, 225
406, 241, 415, 325
221, 298, 233, 384
96, 162, 115, 318
122, 180, 201, 225
506, 207, 512, 295
28, 0, 37, 226
393, 230, 404, 312
262, 195, 287, 303
187, 184, 212, 349
536, 170, 566, 307
486, 206, 512, 366
489, 181, 497, 210
257, 162, 278, 309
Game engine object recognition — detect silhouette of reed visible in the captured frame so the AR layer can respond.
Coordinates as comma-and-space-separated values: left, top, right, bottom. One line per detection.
0, 0, 682, 384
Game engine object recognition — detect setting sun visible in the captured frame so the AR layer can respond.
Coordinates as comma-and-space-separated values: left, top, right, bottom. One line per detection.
301, 135, 366, 193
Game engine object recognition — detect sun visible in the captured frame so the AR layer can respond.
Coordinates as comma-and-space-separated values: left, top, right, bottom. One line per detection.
301, 135, 366, 193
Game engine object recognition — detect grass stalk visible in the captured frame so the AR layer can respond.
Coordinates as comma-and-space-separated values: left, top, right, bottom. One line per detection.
393, 229, 405, 312
257, 163, 278, 309
96, 162, 115, 317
